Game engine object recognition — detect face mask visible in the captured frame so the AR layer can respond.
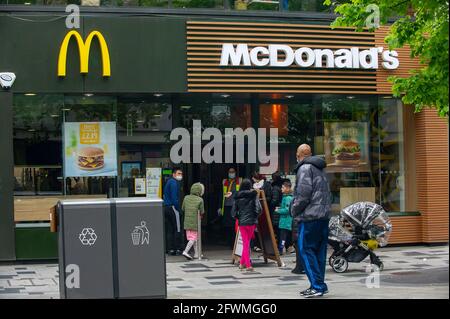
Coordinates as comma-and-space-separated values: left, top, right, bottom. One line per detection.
228, 173, 236, 179
175, 176, 183, 181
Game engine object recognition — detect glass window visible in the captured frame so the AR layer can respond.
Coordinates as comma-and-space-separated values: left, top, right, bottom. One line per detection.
13, 94, 64, 195
116, 95, 172, 197
378, 97, 405, 212
178, 94, 252, 132
117, 96, 172, 136
259, 94, 404, 214
63, 95, 117, 196
258, 95, 316, 174
0, 0, 331, 12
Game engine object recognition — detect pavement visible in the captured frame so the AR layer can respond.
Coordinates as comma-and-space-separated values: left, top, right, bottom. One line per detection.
0, 244, 448, 299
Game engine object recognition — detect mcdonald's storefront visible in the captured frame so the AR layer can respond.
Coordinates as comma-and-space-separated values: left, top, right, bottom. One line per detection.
0, 7, 448, 261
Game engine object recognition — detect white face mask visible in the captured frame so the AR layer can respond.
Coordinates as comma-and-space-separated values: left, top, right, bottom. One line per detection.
228, 173, 236, 179
175, 175, 183, 181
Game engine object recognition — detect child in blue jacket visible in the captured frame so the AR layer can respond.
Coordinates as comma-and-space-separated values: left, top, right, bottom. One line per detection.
275, 180, 293, 255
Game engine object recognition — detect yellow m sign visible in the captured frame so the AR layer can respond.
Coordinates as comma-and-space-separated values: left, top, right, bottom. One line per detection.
58, 30, 111, 77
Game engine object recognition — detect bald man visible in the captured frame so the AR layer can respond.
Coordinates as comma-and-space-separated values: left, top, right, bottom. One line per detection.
291, 144, 331, 298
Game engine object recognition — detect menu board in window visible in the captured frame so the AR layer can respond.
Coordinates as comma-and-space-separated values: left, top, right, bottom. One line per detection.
324, 122, 370, 173
64, 122, 118, 177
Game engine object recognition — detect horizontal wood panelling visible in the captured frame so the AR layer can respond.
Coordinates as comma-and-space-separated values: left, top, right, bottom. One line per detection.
388, 216, 422, 244
187, 21, 414, 94
187, 20, 381, 93
415, 108, 449, 243
375, 26, 421, 94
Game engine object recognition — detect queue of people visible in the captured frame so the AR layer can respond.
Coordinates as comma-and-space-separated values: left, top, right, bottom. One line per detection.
163, 143, 332, 298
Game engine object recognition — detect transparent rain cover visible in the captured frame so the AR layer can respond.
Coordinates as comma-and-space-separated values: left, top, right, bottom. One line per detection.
340, 202, 393, 246
328, 215, 353, 242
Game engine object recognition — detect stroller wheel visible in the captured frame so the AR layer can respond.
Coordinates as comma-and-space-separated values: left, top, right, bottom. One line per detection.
328, 255, 336, 267
373, 261, 384, 271
331, 257, 348, 273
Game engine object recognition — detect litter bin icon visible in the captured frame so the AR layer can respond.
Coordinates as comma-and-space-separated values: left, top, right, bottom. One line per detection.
131, 229, 141, 246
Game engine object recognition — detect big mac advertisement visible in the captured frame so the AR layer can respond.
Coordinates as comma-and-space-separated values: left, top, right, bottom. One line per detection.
64, 122, 118, 177
324, 122, 370, 172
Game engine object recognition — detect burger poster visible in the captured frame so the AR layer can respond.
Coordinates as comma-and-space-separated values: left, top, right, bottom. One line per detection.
64, 122, 118, 177
324, 122, 370, 169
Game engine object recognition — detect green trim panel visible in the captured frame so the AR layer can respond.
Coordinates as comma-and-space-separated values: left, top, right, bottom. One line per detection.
0, 15, 186, 93
15, 226, 58, 260
386, 211, 421, 217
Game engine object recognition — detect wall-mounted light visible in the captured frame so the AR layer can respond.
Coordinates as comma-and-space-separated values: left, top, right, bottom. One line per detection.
50, 114, 60, 118
154, 94, 163, 97
285, 95, 294, 99
24, 93, 36, 96
180, 105, 192, 110
84, 93, 94, 97
220, 94, 230, 98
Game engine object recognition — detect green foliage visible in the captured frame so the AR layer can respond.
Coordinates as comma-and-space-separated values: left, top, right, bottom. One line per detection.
324, 0, 449, 118
173, 0, 219, 7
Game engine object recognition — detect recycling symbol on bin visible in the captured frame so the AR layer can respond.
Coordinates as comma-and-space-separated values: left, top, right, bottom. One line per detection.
79, 228, 97, 246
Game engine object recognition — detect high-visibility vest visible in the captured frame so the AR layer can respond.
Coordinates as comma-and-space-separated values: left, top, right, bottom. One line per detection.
221, 177, 242, 215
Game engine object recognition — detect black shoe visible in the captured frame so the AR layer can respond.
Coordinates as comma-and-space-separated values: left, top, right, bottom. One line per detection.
291, 268, 306, 274
175, 250, 182, 256
168, 250, 176, 256
303, 288, 324, 298
299, 288, 312, 296
323, 289, 329, 295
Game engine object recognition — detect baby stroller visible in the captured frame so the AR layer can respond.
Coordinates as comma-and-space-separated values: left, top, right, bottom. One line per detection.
328, 202, 392, 273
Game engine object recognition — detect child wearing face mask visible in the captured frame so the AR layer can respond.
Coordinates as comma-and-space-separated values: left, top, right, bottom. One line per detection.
181, 183, 205, 260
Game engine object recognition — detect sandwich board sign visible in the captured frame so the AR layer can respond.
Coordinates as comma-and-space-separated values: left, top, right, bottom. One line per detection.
63, 122, 117, 177
232, 190, 282, 267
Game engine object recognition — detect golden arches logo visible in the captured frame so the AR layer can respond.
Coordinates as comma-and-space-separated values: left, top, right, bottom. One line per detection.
58, 30, 111, 77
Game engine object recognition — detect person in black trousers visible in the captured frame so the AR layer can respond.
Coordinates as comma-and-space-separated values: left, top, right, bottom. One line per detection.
163, 167, 184, 255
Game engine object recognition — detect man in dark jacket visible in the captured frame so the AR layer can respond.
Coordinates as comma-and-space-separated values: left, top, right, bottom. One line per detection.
163, 167, 184, 255
291, 144, 331, 298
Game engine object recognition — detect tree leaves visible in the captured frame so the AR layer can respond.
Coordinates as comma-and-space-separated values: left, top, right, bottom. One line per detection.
324, 0, 449, 118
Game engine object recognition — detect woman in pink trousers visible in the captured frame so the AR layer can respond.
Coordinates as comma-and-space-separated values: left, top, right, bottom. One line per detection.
231, 179, 262, 271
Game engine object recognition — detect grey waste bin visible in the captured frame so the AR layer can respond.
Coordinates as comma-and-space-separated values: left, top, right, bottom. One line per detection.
57, 199, 114, 299
113, 198, 166, 298
57, 198, 166, 299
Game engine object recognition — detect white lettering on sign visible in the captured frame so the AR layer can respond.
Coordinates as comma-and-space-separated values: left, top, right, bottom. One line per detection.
219, 44, 399, 70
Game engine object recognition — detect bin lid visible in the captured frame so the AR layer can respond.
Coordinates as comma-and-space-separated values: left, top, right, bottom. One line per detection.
112, 198, 164, 205
58, 197, 163, 206
58, 198, 111, 206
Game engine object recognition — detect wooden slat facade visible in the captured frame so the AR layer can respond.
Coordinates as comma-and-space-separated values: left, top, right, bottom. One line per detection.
374, 26, 421, 94
415, 109, 449, 243
389, 216, 423, 244
186, 21, 419, 94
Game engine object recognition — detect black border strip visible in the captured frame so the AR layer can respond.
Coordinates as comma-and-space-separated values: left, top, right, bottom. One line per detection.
110, 199, 119, 299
